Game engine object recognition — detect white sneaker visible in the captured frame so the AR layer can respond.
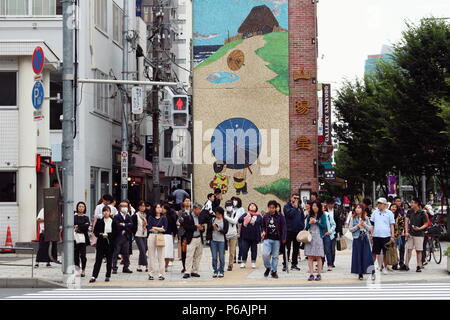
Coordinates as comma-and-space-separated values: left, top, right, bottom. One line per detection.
168, 261, 173, 266
251, 263, 256, 269
240, 263, 246, 268
382, 268, 388, 275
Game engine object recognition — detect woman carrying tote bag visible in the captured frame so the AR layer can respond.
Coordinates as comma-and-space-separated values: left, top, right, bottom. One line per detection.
349, 204, 375, 281
147, 203, 168, 281
304, 201, 327, 281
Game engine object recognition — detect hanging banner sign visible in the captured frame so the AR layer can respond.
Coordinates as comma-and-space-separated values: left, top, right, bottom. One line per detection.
322, 83, 332, 160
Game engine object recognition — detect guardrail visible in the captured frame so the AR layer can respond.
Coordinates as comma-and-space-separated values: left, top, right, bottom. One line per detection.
0, 247, 35, 278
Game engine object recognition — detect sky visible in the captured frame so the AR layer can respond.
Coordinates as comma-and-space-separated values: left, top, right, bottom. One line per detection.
317, 0, 450, 92
194, 0, 288, 46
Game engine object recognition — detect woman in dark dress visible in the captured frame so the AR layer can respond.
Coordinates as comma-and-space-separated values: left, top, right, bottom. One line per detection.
349, 204, 375, 280
74, 202, 90, 277
90, 206, 117, 283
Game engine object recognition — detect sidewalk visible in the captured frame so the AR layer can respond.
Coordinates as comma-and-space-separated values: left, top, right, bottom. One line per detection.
1, 241, 448, 287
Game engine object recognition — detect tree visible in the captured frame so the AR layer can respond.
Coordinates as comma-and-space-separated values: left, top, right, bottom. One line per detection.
333, 18, 450, 204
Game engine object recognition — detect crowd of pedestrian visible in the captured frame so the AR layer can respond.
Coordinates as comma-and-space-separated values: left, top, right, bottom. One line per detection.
34, 186, 435, 283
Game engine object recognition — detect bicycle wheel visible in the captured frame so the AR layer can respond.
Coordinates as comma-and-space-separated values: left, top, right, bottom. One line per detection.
432, 238, 442, 264
425, 238, 432, 262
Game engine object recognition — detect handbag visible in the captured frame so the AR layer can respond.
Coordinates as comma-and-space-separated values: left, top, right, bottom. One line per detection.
336, 237, 347, 251
74, 231, 85, 244
296, 230, 312, 243
344, 230, 353, 241
156, 233, 166, 247
384, 241, 399, 265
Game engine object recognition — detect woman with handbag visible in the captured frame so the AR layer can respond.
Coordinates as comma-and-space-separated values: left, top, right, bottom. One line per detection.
304, 201, 327, 281
132, 201, 148, 273
238, 203, 263, 269
147, 203, 168, 280
349, 204, 375, 280
390, 203, 404, 270
90, 206, 116, 283
74, 202, 90, 277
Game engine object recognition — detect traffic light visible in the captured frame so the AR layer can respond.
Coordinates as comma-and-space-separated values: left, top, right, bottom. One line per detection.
172, 95, 189, 129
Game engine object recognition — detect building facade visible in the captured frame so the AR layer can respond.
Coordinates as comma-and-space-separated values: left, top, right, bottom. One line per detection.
192, 0, 319, 207
0, 0, 147, 243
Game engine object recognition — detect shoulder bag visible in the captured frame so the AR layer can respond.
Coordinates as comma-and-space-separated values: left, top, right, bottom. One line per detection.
154, 218, 166, 247
296, 230, 312, 243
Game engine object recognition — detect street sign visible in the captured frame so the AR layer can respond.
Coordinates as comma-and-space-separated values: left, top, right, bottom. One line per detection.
324, 168, 336, 181
131, 86, 144, 114
32, 46, 45, 75
34, 110, 43, 121
121, 152, 129, 188
32, 81, 45, 110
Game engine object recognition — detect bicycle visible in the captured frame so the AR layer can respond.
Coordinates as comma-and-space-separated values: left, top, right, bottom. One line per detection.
424, 224, 442, 264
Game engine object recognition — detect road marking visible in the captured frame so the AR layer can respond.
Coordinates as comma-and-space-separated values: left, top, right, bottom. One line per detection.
5, 283, 450, 300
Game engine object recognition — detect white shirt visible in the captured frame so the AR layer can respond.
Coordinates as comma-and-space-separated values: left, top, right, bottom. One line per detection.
104, 218, 112, 234
94, 203, 116, 219
37, 208, 45, 232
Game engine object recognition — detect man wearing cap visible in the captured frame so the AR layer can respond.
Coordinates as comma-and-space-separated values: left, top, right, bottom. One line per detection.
182, 202, 205, 279
370, 197, 395, 275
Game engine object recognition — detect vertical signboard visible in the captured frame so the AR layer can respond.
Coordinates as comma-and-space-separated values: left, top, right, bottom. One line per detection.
322, 83, 332, 160
43, 188, 62, 242
121, 151, 129, 188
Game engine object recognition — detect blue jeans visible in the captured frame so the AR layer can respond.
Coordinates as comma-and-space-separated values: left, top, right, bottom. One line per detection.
210, 240, 225, 274
395, 236, 406, 266
323, 235, 334, 267
262, 239, 280, 272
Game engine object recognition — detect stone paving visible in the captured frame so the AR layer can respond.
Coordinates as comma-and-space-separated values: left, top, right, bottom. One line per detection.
0, 240, 449, 287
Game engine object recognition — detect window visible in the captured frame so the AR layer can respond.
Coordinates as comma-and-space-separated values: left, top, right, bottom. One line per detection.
0, 72, 17, 106
0, 0, 61, 16
93, 69, 110, 116
164, 128, 174, 158
33, 0, 58, 15
50, 74, 62, 129
0, 172, 16, 202
94, 0, 108, 33
0, 0, 28, 15
113, 3, 123, 45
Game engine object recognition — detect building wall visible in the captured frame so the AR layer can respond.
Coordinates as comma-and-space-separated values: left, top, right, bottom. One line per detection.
289, 0, 319, 195
193, 1, 291, 208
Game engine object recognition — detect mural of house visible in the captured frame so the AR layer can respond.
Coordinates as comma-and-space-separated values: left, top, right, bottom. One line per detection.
193, 0, 291, 208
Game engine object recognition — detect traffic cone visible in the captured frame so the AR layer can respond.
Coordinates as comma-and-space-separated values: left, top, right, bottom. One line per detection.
0, 226, 15, 254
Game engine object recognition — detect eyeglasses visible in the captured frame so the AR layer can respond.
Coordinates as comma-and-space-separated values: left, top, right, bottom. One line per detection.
293, 197, 300, 200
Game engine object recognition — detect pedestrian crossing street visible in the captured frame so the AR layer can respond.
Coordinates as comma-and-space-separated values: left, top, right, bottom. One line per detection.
5, 283, 450, 300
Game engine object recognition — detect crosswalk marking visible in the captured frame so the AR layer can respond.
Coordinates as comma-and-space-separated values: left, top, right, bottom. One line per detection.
5, 283, 450, 300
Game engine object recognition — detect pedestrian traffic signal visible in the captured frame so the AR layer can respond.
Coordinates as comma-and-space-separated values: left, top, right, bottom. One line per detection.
171, 95, 189, 129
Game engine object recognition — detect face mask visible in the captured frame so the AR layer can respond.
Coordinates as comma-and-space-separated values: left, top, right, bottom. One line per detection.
121, 207, 128, 214
226, 206, 233, 212
233, 201, 238, 207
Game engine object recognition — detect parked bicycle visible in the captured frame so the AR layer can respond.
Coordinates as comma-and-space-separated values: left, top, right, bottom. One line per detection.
424, 224, 442, 264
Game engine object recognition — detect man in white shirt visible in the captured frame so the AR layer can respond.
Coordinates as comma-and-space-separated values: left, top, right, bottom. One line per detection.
94, 194, 116, 221
370, 197, 395, 275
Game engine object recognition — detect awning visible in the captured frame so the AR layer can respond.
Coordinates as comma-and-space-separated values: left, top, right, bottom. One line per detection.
132, 154, 153, 175
326, 177, 347, 189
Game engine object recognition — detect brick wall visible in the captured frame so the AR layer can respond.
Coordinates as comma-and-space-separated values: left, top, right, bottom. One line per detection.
289, 0, 319, 194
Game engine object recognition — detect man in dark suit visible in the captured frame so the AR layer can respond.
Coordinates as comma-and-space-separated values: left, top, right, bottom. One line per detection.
181, 202, 205, 279
112, 200, 134, 274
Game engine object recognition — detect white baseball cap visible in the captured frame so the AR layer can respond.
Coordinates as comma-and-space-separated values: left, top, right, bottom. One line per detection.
376, 197, 388, 205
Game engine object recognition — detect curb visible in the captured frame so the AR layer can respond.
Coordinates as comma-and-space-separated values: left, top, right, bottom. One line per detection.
0, 278, 65, 288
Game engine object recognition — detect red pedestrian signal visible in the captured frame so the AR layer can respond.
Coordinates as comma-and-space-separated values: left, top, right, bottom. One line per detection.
171, 95, 189, 129
173, 97, 187, 111
49, 160, 55, 175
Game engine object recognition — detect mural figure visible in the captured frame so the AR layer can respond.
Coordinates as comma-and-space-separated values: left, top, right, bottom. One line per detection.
209, 162, 229, 194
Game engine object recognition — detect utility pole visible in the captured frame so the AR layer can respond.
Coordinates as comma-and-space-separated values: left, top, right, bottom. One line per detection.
422, 173, 427, 204
150, 0, 167, 203
62, 0, 74, 274
121, 0, 130, 201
